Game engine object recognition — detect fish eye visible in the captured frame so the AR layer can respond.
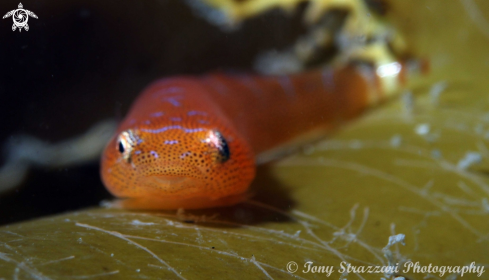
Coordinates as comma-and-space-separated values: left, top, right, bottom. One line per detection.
216, 132, 230, 163
204, 130, 230, 163
116, 130, 137, 162
118, 141, 125, 153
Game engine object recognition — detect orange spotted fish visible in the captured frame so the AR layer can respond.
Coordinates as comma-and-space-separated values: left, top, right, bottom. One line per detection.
101, 61, 417, 209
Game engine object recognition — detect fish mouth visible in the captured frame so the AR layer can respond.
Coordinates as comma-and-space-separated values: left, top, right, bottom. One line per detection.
137, 170, 203, 196
135, 163, 205, 195
145, 175, 188, 185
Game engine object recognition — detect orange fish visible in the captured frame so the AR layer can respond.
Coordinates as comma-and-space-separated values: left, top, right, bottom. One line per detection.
101, 61, 419, 209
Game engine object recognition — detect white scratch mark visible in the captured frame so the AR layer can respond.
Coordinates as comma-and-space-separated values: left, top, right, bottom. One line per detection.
242, 202, 381, 266
130, 219, 155, 226
148, 264, 166, 270
382, 225, 406, 279
250, 255, 273, 280
195, 228, 205, 244
457, 151, 482, 169
75, 223, 186, 280
71, 270, 119, 279
402, 90, 414, 114
124, 234, 307, 279
458, 181, 477, 196
429, 81, 447, 105
39, 255, 75, 266
460, 0, 489, 41
279, 157, 487, 239
1, 231, 24, 238
0, 252, 50, 280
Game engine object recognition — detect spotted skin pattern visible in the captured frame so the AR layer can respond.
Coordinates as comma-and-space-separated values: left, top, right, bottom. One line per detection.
101, 64, 401, 209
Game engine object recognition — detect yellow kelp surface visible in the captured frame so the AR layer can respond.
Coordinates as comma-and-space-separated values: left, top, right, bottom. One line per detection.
197, 0, 369, 25
1, 0, 489, 279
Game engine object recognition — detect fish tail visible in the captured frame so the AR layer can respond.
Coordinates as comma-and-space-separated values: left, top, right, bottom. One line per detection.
363, 56, 429, 107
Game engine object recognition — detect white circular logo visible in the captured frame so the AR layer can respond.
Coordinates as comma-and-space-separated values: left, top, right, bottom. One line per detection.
2, 3, 38, 32
287, 261, 298, 273
13, 9, 28, 25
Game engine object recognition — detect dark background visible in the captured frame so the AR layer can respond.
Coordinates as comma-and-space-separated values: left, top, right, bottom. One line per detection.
0, 0, 308, 225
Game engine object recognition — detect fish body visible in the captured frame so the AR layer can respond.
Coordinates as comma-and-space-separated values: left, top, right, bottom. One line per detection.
101, 62, 409, 209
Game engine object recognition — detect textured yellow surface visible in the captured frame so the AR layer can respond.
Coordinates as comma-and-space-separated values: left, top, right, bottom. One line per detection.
201, 0, 370, 24
1, 0, 489, 279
